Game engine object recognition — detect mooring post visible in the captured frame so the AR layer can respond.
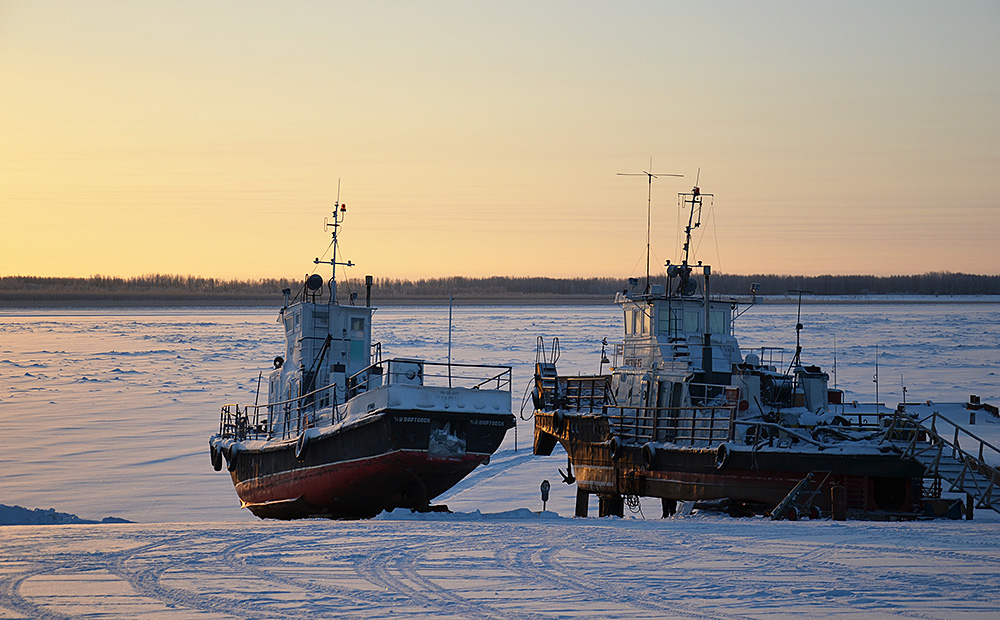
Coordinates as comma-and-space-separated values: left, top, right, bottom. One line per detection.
661, 498, 677, 518
831, 485, 847, 521
575, 488, 589, 518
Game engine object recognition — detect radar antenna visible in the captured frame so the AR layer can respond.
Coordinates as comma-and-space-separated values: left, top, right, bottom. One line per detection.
314, 180, 355, 305
618, 158, 683, 293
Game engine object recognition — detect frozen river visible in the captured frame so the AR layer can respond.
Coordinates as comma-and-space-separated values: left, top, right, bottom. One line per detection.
2, 302, 997, 523
1, 302, 999, 618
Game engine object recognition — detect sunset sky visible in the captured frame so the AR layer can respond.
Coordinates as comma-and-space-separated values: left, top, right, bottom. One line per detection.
1, 1, 998, 280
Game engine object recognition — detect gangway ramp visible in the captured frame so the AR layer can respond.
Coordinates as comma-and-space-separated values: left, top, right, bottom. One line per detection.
886, 407, 1000, 515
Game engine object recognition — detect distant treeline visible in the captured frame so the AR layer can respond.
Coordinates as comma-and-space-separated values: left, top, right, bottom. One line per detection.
1, 272, 998, 307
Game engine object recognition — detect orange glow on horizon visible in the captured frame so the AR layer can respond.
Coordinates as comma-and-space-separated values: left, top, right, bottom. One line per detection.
1, 2, 997, 280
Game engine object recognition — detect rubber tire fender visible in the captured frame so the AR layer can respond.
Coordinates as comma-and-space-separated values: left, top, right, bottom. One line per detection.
295, 432, 309, 461
642, 442, 657, 471
210, 444, 223, 471
715, 443, 731, 471
552, 409, 566, 433
609, 436, 623, 461
226, 445, 239, 472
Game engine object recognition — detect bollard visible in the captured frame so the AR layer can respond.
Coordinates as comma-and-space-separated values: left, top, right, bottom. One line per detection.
540, 480, 550, 513
831, 485, 847, 521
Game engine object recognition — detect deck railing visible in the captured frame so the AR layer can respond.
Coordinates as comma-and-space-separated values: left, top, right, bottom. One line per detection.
605, 404, 737, 446
886, 410, 1000, 513
217, 359, 512, 441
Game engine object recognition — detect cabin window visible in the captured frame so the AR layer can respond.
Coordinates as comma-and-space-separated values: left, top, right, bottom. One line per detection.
658, 307, 683, 336
350, 317, 365, 338
313, 307, 329, 329
626, 309, 643, 336
684, 310, 700, 333
710, 309, 728, 335
657, 308, 669, 334
641, 310, 651, 335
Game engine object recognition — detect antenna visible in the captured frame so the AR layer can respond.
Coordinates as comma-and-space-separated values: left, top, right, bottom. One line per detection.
673, 176, 713, 296
873, 344, 880, 415
314, 179, 355, 305
786, 289, 812, 371
618, 158, 683, 293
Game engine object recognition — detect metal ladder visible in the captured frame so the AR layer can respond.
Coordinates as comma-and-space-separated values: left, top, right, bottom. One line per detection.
886, 411, 1000, 514
770, 471, 831, 520
534, 336, 562, 408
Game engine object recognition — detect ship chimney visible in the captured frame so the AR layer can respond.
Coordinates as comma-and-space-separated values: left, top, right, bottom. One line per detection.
365, 275, 373, 307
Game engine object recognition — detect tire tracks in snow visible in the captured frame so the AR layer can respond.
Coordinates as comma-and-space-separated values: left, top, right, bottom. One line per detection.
0, 563, 74, 620
358, 532, 554, 620
103, 530, 267, 619
496, 537, 756, 620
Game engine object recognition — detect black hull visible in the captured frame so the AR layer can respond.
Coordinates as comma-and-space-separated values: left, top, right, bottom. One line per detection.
534, 411, 926, 517
222, 409, 513, 519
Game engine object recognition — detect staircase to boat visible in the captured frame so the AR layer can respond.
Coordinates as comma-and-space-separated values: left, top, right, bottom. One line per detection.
883, 409, 1000, 515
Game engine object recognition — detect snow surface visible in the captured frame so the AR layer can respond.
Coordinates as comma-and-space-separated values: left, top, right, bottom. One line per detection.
1, 304, 998, 618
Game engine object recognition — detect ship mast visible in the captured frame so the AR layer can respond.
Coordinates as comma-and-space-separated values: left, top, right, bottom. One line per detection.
314, 184, 354, 305
618, 159, 682, 294
672, 177, 713, 296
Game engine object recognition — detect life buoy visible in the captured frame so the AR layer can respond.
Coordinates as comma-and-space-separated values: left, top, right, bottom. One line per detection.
715, 443, 731, 471
642, 443, 657, 470
295, 432, 309, 461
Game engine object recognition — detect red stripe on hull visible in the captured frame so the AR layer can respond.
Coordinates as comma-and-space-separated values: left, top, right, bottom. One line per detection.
234, 450, 487, 519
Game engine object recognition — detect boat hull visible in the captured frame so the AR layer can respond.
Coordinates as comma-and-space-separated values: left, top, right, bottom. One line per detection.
534, 411, 925, 518
224, 408, 513, 519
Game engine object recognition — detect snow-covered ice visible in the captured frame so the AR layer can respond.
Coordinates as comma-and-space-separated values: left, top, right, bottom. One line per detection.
1, 303, 998, 618
1, 516, 998, 619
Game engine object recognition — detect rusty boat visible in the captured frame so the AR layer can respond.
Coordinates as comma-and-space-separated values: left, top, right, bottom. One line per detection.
532, 181, 1000, 520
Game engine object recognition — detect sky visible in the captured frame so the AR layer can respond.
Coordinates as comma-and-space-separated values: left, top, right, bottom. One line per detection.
1, 1, 998, 280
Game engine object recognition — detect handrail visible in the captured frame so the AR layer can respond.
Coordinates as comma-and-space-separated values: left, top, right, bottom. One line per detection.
888, 410, 1000, 512
347, 359, 513, 395
605, 404, 736, 446
613, 340, 695, 372
216, 358, 512, 441
923, 412, 1000, 465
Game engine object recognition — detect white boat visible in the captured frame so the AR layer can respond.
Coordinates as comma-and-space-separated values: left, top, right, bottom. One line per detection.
210, 199, 514, 519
